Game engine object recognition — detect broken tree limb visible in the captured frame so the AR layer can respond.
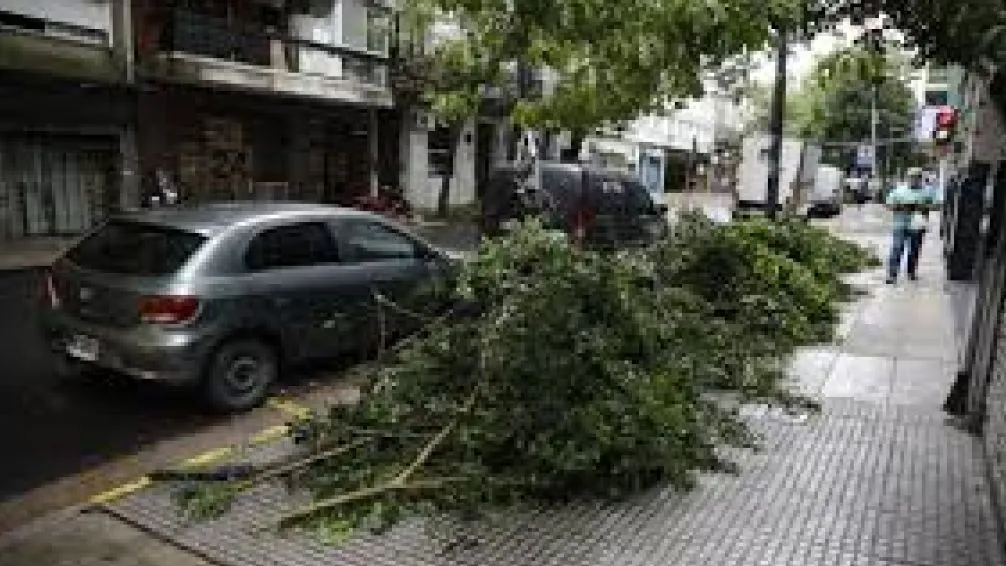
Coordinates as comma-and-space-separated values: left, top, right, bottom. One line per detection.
275, 477, 468, 530
391, 389, 479, 486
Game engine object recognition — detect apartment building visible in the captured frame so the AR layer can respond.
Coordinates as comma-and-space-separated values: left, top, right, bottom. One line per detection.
583, 93, 748, 194
0, 0, 397, 241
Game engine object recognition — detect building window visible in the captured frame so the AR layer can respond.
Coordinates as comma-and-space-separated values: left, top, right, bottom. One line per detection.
925, 90, 949, 106
366, 8, 390, 53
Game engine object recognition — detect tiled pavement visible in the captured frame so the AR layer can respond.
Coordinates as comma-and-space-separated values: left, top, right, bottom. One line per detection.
1, 206, 1003, 566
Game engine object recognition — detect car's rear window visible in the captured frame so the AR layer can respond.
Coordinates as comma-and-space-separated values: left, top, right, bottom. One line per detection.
588, 177, 655, 214
66, 220, 207, 275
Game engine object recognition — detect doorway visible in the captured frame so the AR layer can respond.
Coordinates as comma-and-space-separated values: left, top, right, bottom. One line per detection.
0, 133, 117, 239
475, 122, 496, 199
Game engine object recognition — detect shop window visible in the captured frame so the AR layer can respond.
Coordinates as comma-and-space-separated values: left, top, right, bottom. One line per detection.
428, 126, 455, 177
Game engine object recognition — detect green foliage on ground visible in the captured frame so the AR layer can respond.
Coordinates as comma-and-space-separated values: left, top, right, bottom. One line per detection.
174, 215, 879, 541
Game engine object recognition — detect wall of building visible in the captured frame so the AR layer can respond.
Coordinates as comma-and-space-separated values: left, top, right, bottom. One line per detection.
401, 119, 478, 211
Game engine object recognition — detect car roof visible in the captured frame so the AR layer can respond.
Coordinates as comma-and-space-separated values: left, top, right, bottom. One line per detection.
109, 201, 374, 236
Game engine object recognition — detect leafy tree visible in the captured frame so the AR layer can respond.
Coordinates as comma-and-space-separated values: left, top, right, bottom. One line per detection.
806, 48, 918, 172
394, 0, 809, 144
745, 82, 821, 137
747, 47, 918, 173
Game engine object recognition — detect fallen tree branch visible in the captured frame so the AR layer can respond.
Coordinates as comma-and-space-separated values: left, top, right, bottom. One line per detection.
391, 389, 479, 486
274, 476, 468, 530
273, 388, 480, 531
249, 438, 371, 487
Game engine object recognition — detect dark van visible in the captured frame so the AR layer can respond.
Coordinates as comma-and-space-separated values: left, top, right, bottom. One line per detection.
480, 162, 668, 249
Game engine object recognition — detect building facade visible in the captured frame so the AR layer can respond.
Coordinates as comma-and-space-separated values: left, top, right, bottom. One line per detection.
0, 0, 401, 241
582, 93, 748, 195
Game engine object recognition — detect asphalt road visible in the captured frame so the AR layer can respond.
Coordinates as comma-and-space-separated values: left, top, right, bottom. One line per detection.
0, 269, 224, 502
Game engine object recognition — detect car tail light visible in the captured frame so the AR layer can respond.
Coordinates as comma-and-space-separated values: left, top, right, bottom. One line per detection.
139, 295, 200, 325
42, 270, 60, 308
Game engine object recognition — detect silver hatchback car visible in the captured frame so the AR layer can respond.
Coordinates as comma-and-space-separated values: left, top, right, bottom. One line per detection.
41, 202, 455, 412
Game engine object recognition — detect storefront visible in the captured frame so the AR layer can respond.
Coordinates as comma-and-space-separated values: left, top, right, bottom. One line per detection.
0, 72, 130, 240
136, 84, 379, 206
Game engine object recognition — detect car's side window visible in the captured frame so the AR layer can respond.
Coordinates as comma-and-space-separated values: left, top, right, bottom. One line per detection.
340, 220, 420, 263
245, 222, 340, 271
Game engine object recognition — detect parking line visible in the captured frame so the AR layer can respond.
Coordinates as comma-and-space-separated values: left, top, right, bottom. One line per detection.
249, 424, 290, 445
180, 446, 236, 468
89, 477, 152, 505
266, 397, 313, 420
88, 407, 303, 505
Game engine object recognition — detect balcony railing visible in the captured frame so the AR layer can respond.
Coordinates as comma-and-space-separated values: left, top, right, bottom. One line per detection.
149, 10, 389, 88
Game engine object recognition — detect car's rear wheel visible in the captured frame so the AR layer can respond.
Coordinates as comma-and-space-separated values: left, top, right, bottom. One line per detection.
203, 339, 277, 412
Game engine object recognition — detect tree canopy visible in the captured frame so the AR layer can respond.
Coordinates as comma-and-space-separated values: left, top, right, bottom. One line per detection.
746, 46, 918, 171
395, 0, 1006, 136
396, 0, 807, 131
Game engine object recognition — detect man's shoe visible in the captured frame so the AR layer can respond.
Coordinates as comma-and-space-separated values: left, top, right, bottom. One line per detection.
908, 272, 918, 281
885, 276, 896, 285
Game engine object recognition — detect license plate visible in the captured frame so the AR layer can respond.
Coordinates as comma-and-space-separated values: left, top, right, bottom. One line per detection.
66, 334, 99, 362
501, 219, 520, 231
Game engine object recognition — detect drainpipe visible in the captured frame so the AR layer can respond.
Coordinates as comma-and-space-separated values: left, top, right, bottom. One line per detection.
112, 0, 139, 210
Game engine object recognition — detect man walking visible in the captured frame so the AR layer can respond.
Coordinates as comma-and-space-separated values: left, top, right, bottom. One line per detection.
885, 167, 942, 284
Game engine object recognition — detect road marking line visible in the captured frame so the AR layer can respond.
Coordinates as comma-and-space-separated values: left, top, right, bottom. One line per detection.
180, 446, 235, 468
89, 477, 152, 505
267, 397, 313, 419
249, 424, 290, 444
89, 400, 307, 505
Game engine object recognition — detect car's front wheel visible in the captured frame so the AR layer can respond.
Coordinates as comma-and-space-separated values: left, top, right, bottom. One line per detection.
202, 339, 277, 412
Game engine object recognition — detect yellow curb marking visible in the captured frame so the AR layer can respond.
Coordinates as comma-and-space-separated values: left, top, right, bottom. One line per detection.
88, 396, 311, 505
89, 477, 152, 505
249, 424, 290, 445
266, 398, 313, 419
180, 446, 236, 468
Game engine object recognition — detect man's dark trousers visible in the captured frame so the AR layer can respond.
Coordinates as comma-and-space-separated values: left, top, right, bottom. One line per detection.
888, 227, 926, 279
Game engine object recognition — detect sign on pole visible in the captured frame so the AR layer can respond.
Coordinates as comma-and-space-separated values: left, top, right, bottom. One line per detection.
856, 144, 874, 170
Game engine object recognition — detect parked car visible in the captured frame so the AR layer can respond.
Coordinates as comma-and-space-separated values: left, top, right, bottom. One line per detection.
480, 162, 669, 249
40, 202, 457, 412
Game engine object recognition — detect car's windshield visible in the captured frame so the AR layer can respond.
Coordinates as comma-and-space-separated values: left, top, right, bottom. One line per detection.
66, 219, 207, 276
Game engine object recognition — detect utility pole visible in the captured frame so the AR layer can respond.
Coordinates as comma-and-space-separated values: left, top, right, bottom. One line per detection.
766, 28, 787, 219
871, 83, 880, 192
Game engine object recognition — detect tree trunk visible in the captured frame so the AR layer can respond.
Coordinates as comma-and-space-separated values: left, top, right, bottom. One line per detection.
437, 122, 463, 218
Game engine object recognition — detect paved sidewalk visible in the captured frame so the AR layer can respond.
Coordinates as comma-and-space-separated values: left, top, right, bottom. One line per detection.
1, 206, 1001, 566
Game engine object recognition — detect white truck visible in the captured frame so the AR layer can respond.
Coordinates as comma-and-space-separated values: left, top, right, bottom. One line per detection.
807, 164, 843, 217
734, 134, 819, 217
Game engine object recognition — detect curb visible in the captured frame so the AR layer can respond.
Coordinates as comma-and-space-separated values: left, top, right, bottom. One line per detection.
0, 504, 88, 551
